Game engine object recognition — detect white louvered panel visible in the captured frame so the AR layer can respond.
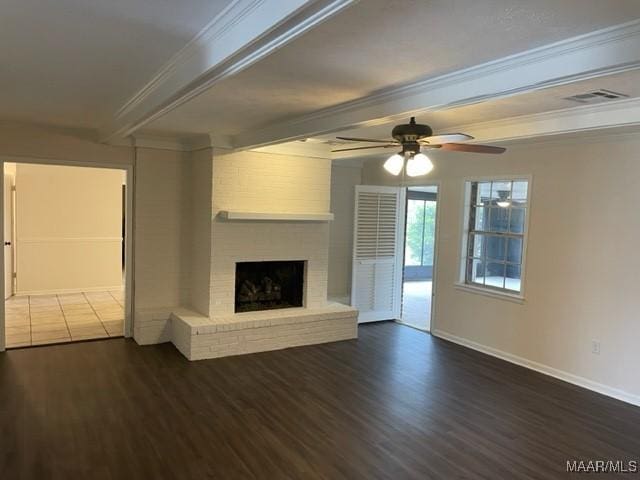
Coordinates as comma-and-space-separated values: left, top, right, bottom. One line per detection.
354, 191, 398, 260
353, 262, 375, 312
351, 186, 405, 323
376, 193, 398, 258
354, 192, 380, 260
373, 259, 395, 311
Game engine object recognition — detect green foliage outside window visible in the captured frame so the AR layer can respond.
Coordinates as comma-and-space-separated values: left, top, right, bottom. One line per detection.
405, 200, 436, 266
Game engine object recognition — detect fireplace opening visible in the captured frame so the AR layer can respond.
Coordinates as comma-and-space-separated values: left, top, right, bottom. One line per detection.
235, 261, 305, 313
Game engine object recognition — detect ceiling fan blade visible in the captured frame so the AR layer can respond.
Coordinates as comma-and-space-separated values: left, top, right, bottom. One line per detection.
332, 144, 398, 153
420, 133, 474, 144
336, 136, 398, 144
437, 143, 506, 154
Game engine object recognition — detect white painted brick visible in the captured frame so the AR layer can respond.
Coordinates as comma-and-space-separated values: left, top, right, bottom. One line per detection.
209, 149, 332, 317
171, 304, 357, 361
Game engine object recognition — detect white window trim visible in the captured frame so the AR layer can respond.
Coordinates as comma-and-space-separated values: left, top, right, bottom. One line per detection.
458, 174, 533, 302
454, 282, 525, 304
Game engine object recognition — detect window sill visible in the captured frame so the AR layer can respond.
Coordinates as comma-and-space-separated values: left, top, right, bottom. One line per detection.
454, 283, 525, 304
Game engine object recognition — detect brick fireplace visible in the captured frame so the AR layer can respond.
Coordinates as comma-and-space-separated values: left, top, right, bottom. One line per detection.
169, 148, 358, 361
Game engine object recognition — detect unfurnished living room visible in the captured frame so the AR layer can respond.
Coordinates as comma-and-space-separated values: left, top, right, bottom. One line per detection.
1, 1, 640, 478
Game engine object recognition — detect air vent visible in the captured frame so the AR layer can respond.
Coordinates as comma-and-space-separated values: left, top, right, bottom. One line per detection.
564, 89, 628, 104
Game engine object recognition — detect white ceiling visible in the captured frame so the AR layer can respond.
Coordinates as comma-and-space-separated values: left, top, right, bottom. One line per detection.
0, 0, 232, 129
145, 0, 640, 137
2, 0, 640, 142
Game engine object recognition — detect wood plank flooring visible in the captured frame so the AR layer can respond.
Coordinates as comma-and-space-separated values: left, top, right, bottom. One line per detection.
0, 322, 638, 479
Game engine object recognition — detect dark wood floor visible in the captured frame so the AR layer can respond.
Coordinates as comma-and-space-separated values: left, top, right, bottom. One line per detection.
1, 323, 639, 479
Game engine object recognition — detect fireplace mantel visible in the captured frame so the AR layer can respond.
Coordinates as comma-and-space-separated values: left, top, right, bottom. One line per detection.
218, 211, 334, 222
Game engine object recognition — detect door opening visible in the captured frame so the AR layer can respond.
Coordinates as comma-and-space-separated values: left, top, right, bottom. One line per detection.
399, 186, 438, 331
351, 185, 405, 323
2, 161, 129, 349
4, 173, 14, 300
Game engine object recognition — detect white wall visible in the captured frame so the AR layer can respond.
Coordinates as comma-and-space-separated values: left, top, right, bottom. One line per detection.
188, 148, 213, 316
133, 147, 194, 343
134, 147, 191, 310
361, 134, 640, 403
14, 163, 123, 294
328, 163, 361, 301
0, 122, 132, 166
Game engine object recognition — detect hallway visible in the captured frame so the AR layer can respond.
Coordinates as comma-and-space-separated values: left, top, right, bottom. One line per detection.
5, 290, 124, 348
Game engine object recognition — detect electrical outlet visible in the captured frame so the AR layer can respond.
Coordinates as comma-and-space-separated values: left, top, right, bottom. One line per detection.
592, 341, 601, 355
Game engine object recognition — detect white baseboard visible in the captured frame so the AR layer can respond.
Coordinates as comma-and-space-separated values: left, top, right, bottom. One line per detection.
431, 329, 640, 408
13, 285, 123, 296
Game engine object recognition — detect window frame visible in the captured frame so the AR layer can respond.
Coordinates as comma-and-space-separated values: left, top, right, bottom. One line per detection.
457, 175, 532, 302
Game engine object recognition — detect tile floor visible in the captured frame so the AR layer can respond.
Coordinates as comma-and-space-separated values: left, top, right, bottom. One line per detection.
5, 290, 124, 348
400, 280, 432, 331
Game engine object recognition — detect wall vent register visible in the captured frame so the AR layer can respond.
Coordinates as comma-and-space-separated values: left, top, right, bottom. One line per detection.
564, 89, 628, 104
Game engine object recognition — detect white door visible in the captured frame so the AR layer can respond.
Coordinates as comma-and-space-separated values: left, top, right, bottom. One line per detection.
351, 185, 405, 323
4, 175, 13, 299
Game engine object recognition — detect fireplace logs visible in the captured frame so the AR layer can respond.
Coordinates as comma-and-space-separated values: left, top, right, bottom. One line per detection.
235, 261, 304, 313
237, 277, 282, 303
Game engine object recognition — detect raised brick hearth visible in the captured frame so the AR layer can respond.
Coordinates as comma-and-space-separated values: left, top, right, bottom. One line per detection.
171, 303, 357, 361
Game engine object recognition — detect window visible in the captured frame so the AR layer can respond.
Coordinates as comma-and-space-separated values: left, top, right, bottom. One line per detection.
462, 179, 529, 294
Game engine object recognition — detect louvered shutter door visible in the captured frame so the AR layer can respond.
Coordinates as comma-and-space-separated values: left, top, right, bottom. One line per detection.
351, 186, 405, 323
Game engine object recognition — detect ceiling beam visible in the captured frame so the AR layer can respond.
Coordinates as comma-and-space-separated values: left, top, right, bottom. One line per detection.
446, 96, 640, 144
232, 19, 640, 150
99, 0, 357, 143
328, 96, 640, 161
113, 97, 640, 154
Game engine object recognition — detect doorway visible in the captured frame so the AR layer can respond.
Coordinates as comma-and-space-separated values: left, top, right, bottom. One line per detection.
2, 161, 131, 349
4, 173, 13, 301
400, 186, 438, 331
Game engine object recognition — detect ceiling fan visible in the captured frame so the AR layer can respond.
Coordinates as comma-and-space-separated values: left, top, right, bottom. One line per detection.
332, 117, 506, 177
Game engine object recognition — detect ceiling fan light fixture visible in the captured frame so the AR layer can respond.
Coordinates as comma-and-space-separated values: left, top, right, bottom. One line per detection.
496, 190, 511, 208
384, 153, 404, 175
406, 153, 433, 177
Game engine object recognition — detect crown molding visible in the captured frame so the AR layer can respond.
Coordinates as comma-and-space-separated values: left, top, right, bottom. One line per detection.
113, 0, 267, 121
251, 139, 332, 159
182, 134, 217, 152
120, 133, 212, 152
449, 96, 640, 144
233, 19, 640, 149
496, 129, 640, 150
209, 134, 234, 149
100, 0, 356, 143
132, 135, 189, 152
